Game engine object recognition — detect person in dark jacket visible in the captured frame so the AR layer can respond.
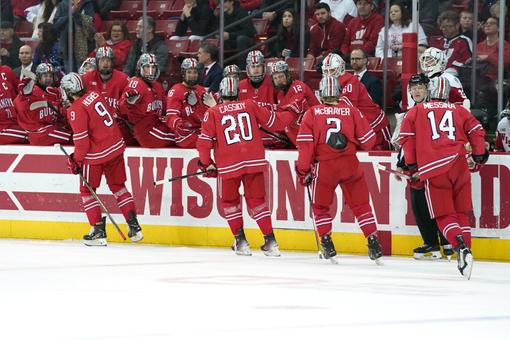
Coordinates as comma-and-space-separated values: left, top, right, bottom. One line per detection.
1, 0, 14, 24
197, 43, 222, 93
350, 48, 383, 107
172, 0, 215, 41
123, 17, 169, 77
0, 21, 24, 68
272, 8, 310, 58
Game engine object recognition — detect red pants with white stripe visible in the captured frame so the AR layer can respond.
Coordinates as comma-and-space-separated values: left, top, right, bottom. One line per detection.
310, 155, 378, 238
424, 157, 473, 248
0, 125, 28, 144
79, 154, 137, 226
133, 118, 175, 148
28, 125, 72, 146
219, 172, 273, 236
373, 125, 392, 151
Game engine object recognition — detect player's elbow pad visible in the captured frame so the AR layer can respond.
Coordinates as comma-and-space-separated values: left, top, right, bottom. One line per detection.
472, 149, 489, 164
462, 99, 471, 109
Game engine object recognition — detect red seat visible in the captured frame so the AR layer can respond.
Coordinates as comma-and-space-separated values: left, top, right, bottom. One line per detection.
166, 39, 190, 56
304, 70, 321, 90
15, 20, 33, 38
165, 0, 185, 17
286, 56, 315, 71
126, 20, 139, 36
109, 1, 143, 19
179, 39, 202, 58
136, 1, 174, 19
384, 57, 402, 76
156, 19, 179, 38
367, 57, 381, 70
265, 57, 282, 70
203, 38, 219, 47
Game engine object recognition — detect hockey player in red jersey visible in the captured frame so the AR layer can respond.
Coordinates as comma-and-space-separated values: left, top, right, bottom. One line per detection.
82, 46, 136, 146
14, 63, 72, 145
270, 60, 320, 145
295, 76, 383, 264
60, 72, 143, 246
119, 53, 174, 147
399, 77, 488, 279
321, 53, 392, 150
0, 80, 27, 144
166, 58, 210, 148
0, 63, 19, 95
197, 77, 285, 257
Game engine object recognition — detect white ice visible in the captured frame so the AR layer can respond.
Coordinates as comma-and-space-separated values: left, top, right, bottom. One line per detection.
0, 239, 509, 340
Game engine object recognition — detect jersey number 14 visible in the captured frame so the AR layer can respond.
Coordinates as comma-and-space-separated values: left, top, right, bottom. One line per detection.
427, 110, 456, 141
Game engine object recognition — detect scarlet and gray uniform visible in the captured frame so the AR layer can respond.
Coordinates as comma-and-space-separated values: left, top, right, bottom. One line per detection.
67, 89, 136, 226
339, 72, 391, 150
429, 35, 472, 74
0, 84, 27, 144
197, 99, 284, 237
406, 72, 469, 108
119, 77, 175, 147
0, 65, 19, 95
82, 69, 136, 146
296, 99, 379, 238
14, 85, 72, 145
275, 79, 320, 145
166, 82, 208, 148
399, 100, 486, 249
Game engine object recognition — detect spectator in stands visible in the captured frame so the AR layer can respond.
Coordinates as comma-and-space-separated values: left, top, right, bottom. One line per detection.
1, 1, 14, 25
307, 3, 345, 63
350, 48, 383, 107
13, 45, 35, 79
53, 0, 96, 72
11, 0, 39, 25
468, 17, 510, 81
375, 2, 426, 58
488, 1, 510, 42
33, 23, 63, 71
197, 43, 222, 93
260, 0, 295, 29
92, 20, 132, 71
172, 0, 215, 41
91, 0, 121, 20
31, 0, 59, 39
393, 0, 438, 36
341, 0, 384, 57
460, 10, 480, 42
429, 10, 472, 76
320, 0, 357, 23
218, 0, 256, 69
272, 8, 310, 58
124, 17, 169, 77
0, 21, 24, 68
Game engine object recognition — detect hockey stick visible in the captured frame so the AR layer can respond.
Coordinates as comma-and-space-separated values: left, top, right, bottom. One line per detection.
306, 186, 324, 260
377, 164, 412, 181
56, 144, 127, 241
153, 170, 210, 186
259, 126, 292, 147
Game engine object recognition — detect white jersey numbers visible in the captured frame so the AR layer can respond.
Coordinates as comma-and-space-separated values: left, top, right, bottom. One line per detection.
427, 110, 456, 141
325, 117, 342, 143
221, 112, 253, 145
94, 101, 114, 127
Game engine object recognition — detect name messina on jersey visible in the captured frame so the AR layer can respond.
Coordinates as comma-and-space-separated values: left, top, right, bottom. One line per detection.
423, 102, 457, 109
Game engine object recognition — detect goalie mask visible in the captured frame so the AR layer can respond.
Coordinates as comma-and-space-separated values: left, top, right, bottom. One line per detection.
223, 64, 241, 79
181, 58, 199, 87
270, 60, 291, 91
428, 76, 450, 101
96, 46, 114, 77
246, 50, 265, 83
319, 75, 340, 100
219, 77, 239, 99
35, 63, 56, 88
322, 53, 345, 78
78, 57, 97, 75
420, 47, 446, 77
137, 53, 160, 82
60, 72, 86, 101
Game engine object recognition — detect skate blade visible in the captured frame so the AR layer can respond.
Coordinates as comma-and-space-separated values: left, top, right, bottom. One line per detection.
413, 251, 442, 260
83, 239, 107, 247
262, 249, 281, 257
374, 258, 384, 266
460, 253, 474, 280
130, 231, 143, 243
328, 256, 339, 264
235, 251, 252, 256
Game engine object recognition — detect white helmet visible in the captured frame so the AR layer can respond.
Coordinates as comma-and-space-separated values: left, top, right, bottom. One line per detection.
246, 50, 265, 83
78, 57, 97, 75
60, 72, 86, 99
219, 76, 239, 99
137, 53, 160, 82
319, 76, 340, 99
428, 75, 450, 101
95, 46, 114, 63
322, 53, 345, 77
420, 47, 447, 77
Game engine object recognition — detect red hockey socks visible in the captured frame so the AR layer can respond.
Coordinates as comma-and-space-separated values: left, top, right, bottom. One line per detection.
457, 213, 472, 248
81, 193, 102, 226
111, 186, 136, 222
246, 198, 273, 235
351, 204, 377, 238
312, 205, 332, 237
222, 202, 243, 236
436, 214, 463, 248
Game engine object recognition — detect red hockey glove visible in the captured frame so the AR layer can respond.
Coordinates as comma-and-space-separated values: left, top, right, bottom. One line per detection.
198, 160, 218, 178
18, 77, 34, 95
45, 86, 62, 102
173, 118, 194, 136
67, 153, 82, 175
125, 89, 140, 105
283, 98, 306, 117
295, 164, 315, 187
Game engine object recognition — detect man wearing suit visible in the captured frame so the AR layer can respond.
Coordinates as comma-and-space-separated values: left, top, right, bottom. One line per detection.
13, 45, 35, 79
350, 48, 383, 107
197, 43, 222, 93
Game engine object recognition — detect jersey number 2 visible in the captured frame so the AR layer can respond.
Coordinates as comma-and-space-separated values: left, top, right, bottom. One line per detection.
95, 102, 114, 127
221, 112, 253, 145
427, 110, 456, 140
325, 117, 342, 143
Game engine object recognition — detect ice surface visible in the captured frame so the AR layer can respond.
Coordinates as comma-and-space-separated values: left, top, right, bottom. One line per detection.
0, 239, 509, 340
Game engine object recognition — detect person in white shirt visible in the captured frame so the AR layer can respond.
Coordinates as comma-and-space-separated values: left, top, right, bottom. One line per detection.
375, 2, 427, 58
320, 0, 357, 23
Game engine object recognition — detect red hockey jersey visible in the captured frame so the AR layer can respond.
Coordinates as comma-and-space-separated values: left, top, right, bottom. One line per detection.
399, 100, 485, 180
296, 100, 376, 172
0, 82, 17, 129
0, 65, 19, 96
238, 75, 277, 113
341, 11, 384, 55
429, 35, 472, 73
308, 17, 346, 58
339, 72, 388, 132
14, 85, 65, 131
82, 69, 128, 111
67, 90, 125, 165
197, 99, 284, 179
120, 77, 165, 126
276, 79, 320, 116
166, 83, 208, 130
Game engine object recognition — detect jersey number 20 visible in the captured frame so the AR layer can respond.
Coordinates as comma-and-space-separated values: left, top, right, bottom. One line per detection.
222, 112, 253, 145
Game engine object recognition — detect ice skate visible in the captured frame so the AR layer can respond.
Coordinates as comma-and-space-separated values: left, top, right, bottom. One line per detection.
413, 244, 441, 260
83, 217, 107, 246
455, 235, 473, 280
231, 229, 252, 256
260, 233, 281, 257
127, 211, 143, 242
442, 244, 454, 261
367, 234, 383, 265
320, 233, 338, 264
